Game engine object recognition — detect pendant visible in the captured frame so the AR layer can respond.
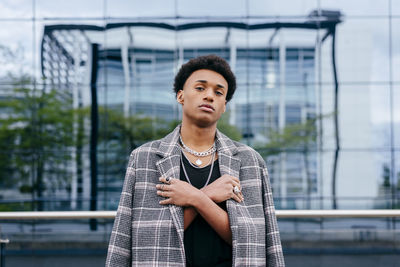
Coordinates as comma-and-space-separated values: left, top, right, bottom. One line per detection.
195, 159, 202, 166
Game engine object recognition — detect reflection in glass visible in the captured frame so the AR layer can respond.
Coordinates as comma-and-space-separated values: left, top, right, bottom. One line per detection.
36, 13, 345, 211
1, 3, 399, 263
0, 5, 397, 220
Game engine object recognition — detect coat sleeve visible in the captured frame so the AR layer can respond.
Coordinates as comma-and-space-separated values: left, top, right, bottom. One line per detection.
106, 151, 136, 267
259, 158, 285, 267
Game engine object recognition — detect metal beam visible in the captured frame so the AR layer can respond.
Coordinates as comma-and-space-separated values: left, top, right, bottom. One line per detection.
1, 210, 400, 220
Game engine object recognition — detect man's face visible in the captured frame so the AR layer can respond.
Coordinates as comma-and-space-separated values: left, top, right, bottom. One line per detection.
177, 69, 228, 127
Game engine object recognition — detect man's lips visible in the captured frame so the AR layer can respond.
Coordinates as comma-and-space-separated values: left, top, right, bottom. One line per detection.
199, 104, 215, 112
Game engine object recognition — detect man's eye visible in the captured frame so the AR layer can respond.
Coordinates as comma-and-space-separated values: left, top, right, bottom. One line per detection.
195, 87, 204, 90
216, 91, 223, 96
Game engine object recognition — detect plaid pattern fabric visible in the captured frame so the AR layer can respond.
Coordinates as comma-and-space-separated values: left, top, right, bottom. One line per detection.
106, 124, 285, 267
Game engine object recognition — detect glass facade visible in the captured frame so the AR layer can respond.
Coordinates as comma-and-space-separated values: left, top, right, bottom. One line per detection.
0, 0, 399, 266
38, 22, 327, 211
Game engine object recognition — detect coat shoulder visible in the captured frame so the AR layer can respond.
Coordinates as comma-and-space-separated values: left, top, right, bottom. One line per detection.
231, 140, 266, 167
130, 139, 161, 155
126, 139, 163, 167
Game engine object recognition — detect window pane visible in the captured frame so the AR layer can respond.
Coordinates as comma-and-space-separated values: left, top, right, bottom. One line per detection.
177, 0, 247, 17
321, 0, 389, 16
36, 0, 104, 18
327, 18, 390, 83
249, 0, 318, 17
106, 0, 176, 18
0, 21, 33, 78
0, 0, 33, 19
392, 18, 400, 82
394, 85, 400, 148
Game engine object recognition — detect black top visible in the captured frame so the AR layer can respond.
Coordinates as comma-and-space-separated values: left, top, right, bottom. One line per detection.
180, 153, 232, 267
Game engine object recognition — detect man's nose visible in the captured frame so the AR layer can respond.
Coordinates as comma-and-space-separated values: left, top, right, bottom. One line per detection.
203, 88, 214, 101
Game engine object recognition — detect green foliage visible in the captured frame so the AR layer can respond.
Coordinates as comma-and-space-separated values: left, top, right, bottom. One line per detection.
0, 79, 75, 209
94, 108, 242, 153
73, 107, 180, 186
0, 77, 242, 211
397, 171, 400, 190
217, 112, 242, 141
382, 164, 391, 188
255, 116, 322, 157
97, 107, 177, 151
0, 202, 32, 212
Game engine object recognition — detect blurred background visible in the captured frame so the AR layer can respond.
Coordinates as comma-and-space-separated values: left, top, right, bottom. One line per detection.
0, 0, 399, 266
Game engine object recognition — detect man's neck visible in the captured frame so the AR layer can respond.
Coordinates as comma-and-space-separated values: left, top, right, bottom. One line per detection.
180, 119, 217, 151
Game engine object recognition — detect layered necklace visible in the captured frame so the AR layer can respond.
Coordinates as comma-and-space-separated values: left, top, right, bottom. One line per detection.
181, 151, 215, 188
179, 135, 216, 188
179, 135, 216, 166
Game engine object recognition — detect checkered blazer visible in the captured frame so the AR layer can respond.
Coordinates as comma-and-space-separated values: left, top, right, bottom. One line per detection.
106, 124, 284, 267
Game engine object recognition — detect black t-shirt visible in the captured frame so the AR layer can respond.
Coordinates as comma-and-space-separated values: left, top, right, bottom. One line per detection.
180, 153, 232, 267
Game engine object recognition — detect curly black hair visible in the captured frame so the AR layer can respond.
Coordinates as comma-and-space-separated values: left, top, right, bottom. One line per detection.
173, 54, 236, 102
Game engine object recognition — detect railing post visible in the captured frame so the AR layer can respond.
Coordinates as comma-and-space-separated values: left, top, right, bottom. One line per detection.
0, 238, 9, 267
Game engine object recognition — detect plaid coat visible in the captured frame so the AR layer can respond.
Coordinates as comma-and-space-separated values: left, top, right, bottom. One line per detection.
106, 125, 284, 267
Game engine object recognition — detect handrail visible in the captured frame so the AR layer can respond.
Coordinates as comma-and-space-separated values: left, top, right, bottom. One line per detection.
0, 211, 115, 220
1, 210, 400, 220
276, 210, 400, 218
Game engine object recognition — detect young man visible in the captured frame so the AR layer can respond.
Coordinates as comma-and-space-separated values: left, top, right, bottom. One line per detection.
106, 55, 284, 266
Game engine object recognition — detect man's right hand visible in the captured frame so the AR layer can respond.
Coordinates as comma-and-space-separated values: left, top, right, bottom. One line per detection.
201, 174, 244, 203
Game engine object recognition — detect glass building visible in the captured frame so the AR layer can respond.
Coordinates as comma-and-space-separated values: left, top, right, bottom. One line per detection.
0, 1, 399, 266
40, 19, 333, 212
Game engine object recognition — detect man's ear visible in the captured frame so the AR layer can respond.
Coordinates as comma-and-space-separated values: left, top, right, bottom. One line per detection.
177, 90, 184, 104
223, 101, 227, 113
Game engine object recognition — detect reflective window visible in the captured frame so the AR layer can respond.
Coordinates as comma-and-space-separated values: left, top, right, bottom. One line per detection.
1, 0, 400, 264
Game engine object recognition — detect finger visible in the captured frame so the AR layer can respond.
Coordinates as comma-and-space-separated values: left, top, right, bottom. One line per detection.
231, 192, 242, 203
235, 189, 243, 197
232, 181, 241, 190
156, 184, 172, 191
163, 185, 172, 191
231, 184, 244, 201
230, 176, 240, 183
159, 176, 175, 184
232, 184, 242, 196
157, 190, 172, 198
155, 184, 164, 191
159, 198, 172, 205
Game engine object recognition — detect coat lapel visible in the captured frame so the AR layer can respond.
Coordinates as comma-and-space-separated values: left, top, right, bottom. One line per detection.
215, 128, 241, 178
215, 129, 241, 266
155, 125, 185, 250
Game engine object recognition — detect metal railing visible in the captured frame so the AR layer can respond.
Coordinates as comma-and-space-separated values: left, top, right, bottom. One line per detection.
1, 210, 400, 220
1, 209, 399, 267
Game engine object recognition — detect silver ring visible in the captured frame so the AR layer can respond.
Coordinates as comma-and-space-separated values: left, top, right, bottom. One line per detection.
166, 177, 171, 184
233, 185, 241, 194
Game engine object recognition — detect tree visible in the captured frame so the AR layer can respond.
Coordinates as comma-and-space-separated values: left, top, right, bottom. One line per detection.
382, 164, 391, 189
255, 117, 318, 209
0, 77, 75, 211
255, 117, 317, 156
94, 108, 241, 176
217, 112, 242, 141
0, 78, 243, 212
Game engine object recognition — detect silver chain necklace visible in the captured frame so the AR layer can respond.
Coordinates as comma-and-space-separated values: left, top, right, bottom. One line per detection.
180, 150, 215, 188
179, 135, 216, 166
182, 150, 213, 169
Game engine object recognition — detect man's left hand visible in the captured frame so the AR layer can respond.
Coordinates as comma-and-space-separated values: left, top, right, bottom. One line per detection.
156, 177, 201, 207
